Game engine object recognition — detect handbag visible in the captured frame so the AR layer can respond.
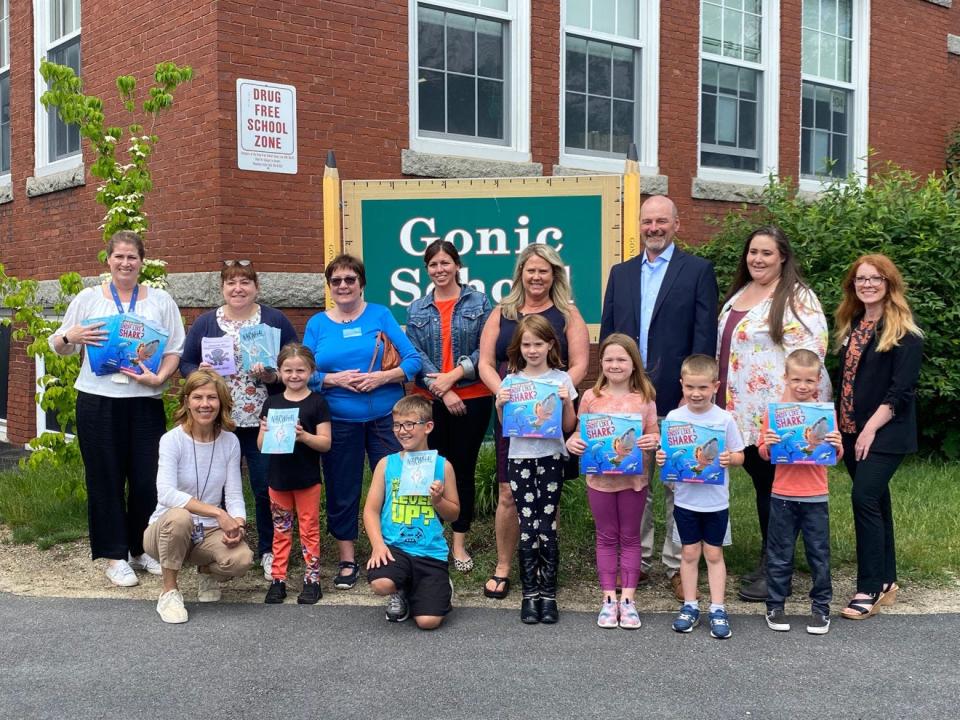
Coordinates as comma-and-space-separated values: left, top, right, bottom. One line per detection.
368, 330, 401, 373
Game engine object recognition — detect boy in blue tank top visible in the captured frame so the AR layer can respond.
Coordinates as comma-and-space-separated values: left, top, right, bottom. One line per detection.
364, 395, 460, 629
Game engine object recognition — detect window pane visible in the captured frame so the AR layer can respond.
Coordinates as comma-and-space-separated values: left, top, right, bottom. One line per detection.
611, 99, 634, 154
820, 33, 837, 81
743, 13, 760, 63
617, 0, 638, 39
565, 92, 587, 149
838, 38, 851, 83
718, 63, 738, 96
0, 74, 9, 174
48, 37, 81, 161
419, 69, 446, 132
566, 36, 587, 93
588, 41, 612, 97
727, 0, 742, 10
587, 95, 611, 151
418, 8, 445, 70
831, 88, 847, 132
814, 85, 831, 129
611, 46, 634, 99
802, 0, 818, 29
593, 0, 616, 34
717, 96, 737, 144
813, 130, 829, 173
838, 0, 853, 37
801, 82, 814, 126
822, 0, 837, 34
831, 134, 847, 176
722, 7, 742, 59
800, 127, 812, 174
446, 13, 476, 75
481, 0, 507, 9
477, 19, 503, 79
802, 28, 819, 75
568, 0, 590, 29
701, 93, 716, 143
447, 74, 476, 136
738, 99, 756, 149
738, 67, 757, 100
743, 0, 761, 13
702, 2, 722, 54
702, 60, 718, 93
477, 78, 504, 139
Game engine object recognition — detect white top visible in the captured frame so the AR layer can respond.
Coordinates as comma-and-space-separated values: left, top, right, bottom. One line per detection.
666, 404, 745, 513
148, 425, 245, 528
504, 367, 578, 459
49, 285, 186, 398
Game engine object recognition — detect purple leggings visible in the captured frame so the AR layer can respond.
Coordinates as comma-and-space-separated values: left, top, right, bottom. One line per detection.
587, 486, 648, 591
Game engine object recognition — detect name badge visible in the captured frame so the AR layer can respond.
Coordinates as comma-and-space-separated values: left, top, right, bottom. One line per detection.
110, 373, 130, 384
190, 522, 205, 544
342, 327, 362, 339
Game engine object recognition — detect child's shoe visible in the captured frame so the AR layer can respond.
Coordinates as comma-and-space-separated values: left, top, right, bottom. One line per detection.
618, 599, 641, 630
386, 590, 410, 622
765, 608, 791, 632
806, 613, 831, 635
297, 581, 322, 605
709, 607, 732, 639
672, 605, 700, 633
264, 579, 287, 604
596, 599, 618, 628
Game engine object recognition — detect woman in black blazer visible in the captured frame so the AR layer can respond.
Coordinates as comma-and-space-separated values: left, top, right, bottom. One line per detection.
834, 254, 923, 620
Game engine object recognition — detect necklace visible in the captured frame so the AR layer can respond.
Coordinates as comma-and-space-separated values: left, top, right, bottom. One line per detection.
190, 428, 216, 502
334, 302, 365, 323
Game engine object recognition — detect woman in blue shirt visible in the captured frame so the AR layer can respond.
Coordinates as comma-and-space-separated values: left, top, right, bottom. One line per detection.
304, 254, 421, 589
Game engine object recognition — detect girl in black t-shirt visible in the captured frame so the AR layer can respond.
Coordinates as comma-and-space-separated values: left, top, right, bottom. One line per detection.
258, 344, 332, 604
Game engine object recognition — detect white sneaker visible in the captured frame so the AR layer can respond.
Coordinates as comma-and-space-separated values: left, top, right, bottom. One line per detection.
106, 560, 139, 587
156, 589, 188, 624
261, 552, 274, 581
129, 552, 163, 575
197, 573, 222, 603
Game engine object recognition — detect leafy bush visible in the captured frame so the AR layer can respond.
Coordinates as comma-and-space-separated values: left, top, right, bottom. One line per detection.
695, 165, 960, 457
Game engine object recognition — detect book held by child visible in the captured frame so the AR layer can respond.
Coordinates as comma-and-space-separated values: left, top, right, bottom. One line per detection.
578, 413, 645, 475
661, 419, 725, 485
261, 407, 299, 454
767, 402, 838, 466
398, 450, 440, 496
83, 313, 169, 377
501, 377, 563, 440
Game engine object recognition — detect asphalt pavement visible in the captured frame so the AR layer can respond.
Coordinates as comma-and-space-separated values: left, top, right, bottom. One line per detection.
1, 592, 957, 719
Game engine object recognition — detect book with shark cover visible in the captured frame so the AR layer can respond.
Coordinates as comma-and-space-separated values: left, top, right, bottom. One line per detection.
661, 419, 726, 485
578, 413, 645, 475
501, 377, 563, 440
767, 402, 838, 465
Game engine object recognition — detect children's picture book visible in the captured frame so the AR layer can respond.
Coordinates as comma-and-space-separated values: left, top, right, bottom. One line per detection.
398, 450, 439, 496
661, 420, 726, 485
501, 377, 563, 439
767, 402, 838, 465
578, 413, 645, 475
201, 335, 237, 376
82, 313, 169, 377
239, 324, 282, 372
261, 408, 299, 454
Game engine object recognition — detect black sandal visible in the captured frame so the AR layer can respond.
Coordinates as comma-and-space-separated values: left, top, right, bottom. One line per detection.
483, 575, 510, 599
334, 561, 360, 590
841, 592, 881, 620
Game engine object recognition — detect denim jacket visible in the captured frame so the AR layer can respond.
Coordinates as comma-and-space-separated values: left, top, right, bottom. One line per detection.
406, 285, 492, 392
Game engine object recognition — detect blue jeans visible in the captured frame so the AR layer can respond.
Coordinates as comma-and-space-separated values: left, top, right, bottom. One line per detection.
235, 426, 272, 557
321, 414, 400, 541
765, 498, 832, 615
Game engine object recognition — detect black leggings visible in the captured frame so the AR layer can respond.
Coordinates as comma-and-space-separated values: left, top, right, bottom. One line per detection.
742, 444, 776, 551
428, 395, 493, 533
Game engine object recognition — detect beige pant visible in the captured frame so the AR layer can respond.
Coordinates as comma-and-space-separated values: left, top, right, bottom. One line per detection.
143, 508, 254, 580
640, 475, 682, 576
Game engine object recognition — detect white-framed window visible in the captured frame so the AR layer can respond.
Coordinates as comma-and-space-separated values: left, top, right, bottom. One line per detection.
560, 0, 659, 173
0, 0, 10, 178
800, 0, 868, 185
698, 0, 779, 182
33, 352, 73, 438
409, 0, 530, 163
33, 0, 82, 176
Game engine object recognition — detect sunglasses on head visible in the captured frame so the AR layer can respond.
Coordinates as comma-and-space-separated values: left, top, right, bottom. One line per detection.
223, 259, 252, 267
329, 276, 359, 287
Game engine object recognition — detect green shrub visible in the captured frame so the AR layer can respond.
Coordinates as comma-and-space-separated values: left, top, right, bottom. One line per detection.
695, 165, 960, 457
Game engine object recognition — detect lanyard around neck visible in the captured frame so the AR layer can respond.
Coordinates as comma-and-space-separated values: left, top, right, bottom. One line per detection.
191, 431, 216, 503
109, 283, 139, 314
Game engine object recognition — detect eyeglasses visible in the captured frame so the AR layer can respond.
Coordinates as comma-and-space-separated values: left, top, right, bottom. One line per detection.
329, 276, 359, 287
223, 260, 252, 267
391, 421, 427, 432
854, 275, 886, 287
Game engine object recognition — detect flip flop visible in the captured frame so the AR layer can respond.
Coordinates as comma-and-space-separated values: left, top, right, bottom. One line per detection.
483, 575, 510, 599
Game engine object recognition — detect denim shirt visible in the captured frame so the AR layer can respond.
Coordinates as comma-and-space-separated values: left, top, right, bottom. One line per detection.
406, 285, 492, 392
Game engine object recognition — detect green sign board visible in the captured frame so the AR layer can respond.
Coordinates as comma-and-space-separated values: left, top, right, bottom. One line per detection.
342, 176, 621, 338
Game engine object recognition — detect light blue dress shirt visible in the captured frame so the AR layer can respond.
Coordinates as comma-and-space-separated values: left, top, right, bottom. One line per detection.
638, 242, 675, 365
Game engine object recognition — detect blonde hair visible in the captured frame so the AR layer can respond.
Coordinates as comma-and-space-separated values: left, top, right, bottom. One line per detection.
393, 394, 433, 422
784, 348, 822, 374
174, 370, 236, 434
834, 253, 923, 353
505, 314, 564, 373
277, 343, 317, 374
680, 354, 719, 381
593, 333, 655, 402
499, 244, 574, 321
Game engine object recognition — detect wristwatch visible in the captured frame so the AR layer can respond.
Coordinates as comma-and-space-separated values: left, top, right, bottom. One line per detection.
62, 332, 71, 346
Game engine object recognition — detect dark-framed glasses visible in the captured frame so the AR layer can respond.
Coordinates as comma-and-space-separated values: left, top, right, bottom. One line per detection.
854, 275, 886, 287
392, 421, 426, 432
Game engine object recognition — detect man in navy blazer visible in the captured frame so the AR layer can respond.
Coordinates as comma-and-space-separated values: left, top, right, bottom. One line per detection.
600, 195, 719, 599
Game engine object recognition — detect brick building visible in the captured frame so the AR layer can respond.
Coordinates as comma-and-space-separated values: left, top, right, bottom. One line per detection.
0, 0, 958, 445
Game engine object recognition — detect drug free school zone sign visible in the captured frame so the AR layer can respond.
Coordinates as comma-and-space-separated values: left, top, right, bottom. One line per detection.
341, 176, 622, 341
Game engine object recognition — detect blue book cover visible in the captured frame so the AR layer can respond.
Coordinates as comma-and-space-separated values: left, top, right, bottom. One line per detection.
261, 407, 299, 454
83, 313, 168, 376
579, 413, 645, 475
501, 378, 563, 439
661, 420, 726, 485
239, 324, 281, 371
768, 402, 838, 465
398, 450, 439, 496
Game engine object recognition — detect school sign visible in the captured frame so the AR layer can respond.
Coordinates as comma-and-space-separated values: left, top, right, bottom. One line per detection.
341, 176, 622, 340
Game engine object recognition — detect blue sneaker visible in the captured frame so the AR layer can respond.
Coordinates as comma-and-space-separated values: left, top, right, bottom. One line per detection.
709, 608, 732, 639
672, 606, 700, 633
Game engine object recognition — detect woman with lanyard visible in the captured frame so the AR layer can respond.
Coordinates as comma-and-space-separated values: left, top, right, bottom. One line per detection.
179, 260, 298, 580
143, 369, 254, 623
50, 231, 185, 587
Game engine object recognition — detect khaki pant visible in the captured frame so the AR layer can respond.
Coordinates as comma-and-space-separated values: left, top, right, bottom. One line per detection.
143, 508, 254, 580
640, 478, 681, 576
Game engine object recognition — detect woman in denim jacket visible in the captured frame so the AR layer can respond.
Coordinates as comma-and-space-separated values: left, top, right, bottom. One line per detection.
406, 240, 493, 572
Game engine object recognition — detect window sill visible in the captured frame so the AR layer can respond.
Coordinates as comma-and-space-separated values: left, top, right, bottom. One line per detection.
691, 177, 768, 203
949, 34, 960, 55
26, 164, 85, 198
401, 148, 542, 178
553, 165, 668, 194
0, 181, 12, 205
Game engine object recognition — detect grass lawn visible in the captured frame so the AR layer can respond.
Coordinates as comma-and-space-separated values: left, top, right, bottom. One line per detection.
2, 448, 957, 587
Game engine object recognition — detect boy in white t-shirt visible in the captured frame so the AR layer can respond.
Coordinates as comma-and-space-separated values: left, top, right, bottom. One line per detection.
656, 354, 744, 639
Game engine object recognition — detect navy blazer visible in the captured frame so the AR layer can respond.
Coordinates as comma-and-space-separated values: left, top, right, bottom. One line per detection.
600, 246, 719, 415
836, 319, 923, 455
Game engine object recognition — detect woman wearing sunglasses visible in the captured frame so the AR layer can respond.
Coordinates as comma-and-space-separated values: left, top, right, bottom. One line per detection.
180, 260, 298, 581
303, 254, 421, 590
